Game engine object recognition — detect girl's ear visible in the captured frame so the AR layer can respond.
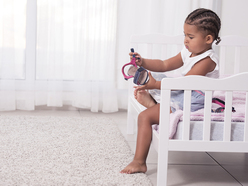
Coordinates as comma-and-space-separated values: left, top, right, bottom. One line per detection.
206, 35, 214, 44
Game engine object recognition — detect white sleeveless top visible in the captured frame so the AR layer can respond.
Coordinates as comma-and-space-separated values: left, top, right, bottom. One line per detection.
180, 46, 219, 78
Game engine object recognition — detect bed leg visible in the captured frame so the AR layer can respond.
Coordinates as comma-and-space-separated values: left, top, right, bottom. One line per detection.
157, 146, 169, 186
127, 101, 135, 134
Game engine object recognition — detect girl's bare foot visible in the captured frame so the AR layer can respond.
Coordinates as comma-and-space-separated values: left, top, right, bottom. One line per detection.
120, 160, 147, 174
134, 89, 156, 108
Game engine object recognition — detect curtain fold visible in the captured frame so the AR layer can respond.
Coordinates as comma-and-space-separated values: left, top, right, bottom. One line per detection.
0, 0, 118, 112
0, 0, 26, 111
35, 0, 118, 112
36, 0, 118, 112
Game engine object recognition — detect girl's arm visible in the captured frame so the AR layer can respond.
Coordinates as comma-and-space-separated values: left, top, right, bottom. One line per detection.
133, 53, 183, 91
132, 52, 183, 72
134, 72, 161, 90
185, 56, 216, 76
134, 55, 216, 91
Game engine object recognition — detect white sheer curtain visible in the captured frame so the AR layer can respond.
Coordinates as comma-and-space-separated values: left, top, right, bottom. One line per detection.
0, 0, 221, 111
0, 0, 118, 112
35, 0, 118, 112
0, 0, 26, 111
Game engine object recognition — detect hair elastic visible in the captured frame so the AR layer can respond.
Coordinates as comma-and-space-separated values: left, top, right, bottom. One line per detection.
215, 37, 221, 45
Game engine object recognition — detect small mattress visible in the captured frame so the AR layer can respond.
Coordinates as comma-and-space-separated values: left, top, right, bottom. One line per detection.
172, 121, 244, 141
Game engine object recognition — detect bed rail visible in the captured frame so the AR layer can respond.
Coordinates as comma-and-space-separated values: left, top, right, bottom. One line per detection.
160, 73, 248, 143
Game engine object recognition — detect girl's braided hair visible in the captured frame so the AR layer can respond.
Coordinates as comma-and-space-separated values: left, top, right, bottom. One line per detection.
185, 8, 221, 45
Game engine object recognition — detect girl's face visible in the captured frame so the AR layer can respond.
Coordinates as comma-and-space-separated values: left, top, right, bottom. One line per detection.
183, 23, 212, 57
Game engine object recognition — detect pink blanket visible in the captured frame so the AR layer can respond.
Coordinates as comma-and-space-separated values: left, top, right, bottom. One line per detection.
153, 91, 246, 139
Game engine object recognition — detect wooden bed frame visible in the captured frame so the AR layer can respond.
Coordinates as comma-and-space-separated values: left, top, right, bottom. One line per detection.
126, 34, 248, 186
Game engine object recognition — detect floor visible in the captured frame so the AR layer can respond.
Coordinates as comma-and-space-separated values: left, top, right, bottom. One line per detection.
1, 107, 248, 186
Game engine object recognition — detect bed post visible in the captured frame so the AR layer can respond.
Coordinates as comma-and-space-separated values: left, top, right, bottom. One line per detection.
127, 80, 135, 134
127, 101, 135, 134
157, 85, 171, 186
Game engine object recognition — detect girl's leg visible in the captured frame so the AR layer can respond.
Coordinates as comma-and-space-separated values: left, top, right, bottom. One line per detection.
120, 103, 160, 174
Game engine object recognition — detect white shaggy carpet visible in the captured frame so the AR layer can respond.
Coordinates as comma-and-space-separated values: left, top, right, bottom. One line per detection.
0, 115, 152, 186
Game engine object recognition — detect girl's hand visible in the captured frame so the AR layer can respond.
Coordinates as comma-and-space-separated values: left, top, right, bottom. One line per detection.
134, 72, 159, 91
129, 52, 143, 66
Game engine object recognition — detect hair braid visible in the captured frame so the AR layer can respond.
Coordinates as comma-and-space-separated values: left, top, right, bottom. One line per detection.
185, 8, 221, 45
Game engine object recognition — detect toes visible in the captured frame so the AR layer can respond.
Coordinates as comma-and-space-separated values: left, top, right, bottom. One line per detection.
120, 168, 131, 174
120, 169, 125, 173
120, 169, 128, 174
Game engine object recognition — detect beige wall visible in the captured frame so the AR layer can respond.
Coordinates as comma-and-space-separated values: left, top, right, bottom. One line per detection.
220, 0, 248, 73
221, 0, 248, 37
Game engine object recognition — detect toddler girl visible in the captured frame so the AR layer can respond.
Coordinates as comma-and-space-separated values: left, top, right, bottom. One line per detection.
121, 8, 221, 174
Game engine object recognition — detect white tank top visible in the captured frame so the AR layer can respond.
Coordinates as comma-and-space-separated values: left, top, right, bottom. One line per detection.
180, 46, 219, 78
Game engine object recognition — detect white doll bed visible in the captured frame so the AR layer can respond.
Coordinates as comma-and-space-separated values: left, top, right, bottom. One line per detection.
126, 34, 248, 186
